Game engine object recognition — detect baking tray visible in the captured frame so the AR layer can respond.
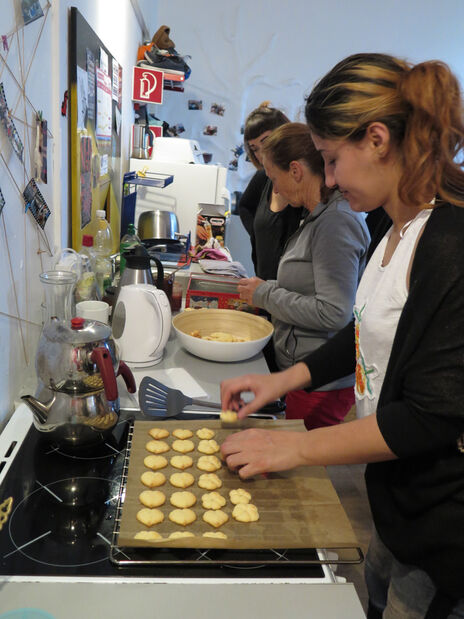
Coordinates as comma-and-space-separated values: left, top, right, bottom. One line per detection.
110, 419, 363, 567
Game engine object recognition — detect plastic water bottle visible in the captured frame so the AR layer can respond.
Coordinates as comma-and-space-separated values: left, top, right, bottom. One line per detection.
119, 223, 140, 274
94, 210, 113, 296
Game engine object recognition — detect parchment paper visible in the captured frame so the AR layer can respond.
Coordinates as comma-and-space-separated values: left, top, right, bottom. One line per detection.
117, 419, 359, 549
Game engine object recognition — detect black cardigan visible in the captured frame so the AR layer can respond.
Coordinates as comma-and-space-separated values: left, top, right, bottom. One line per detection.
303, 203, 464, 598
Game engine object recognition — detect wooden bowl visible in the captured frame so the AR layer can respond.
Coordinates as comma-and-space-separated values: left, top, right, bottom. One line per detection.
172, 309, 273, 362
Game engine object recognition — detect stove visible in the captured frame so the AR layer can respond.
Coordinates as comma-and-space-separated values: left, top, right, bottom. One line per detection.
0, 406, 337, 583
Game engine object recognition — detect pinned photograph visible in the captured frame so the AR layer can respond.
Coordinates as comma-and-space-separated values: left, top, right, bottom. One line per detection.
231, 144, 244, 158
0, 186, 5, 217
188, 99, 202, 110
210, 103, 225, 116
203, 125, 217, 136
23, 178, 51, 229
0, 83, 24, 162
21, 0, 44, 25
228, 158, 238, 171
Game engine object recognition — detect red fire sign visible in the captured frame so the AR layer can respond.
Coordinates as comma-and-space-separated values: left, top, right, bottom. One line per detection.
132, 66, 164, 104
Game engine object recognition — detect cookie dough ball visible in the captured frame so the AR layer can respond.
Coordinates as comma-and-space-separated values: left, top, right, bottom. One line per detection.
140, 471, 166, 488
196, 427, 215, 440
203, 531, 228, 539
136, 507, 164, 527
170, 472, 195, 488
172, 439, 195, 454
198, 439, 220, 455
198, 473, 222, 490
148, 427, 169, 439
146, 440, 170, 454
170, 491, 197, 509
169, 508, 196, 527
134, 530, 163, 541
139, 490, 166, 508
144, 455, 168, 470
172, 428, 193, 439
229, 488, 252, 505
170, 455, 193, 470
232, 503, 259, 523
197, 455, 222, 472
203, 509, 229, 528
169, 531, 195, 539
201, 491, 226, 510
220, 410, 237, 423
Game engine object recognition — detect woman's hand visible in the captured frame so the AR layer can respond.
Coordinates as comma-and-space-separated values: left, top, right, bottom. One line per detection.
237, 277, 264, 305
220, 363, 312, 418
221, 428, 308, 478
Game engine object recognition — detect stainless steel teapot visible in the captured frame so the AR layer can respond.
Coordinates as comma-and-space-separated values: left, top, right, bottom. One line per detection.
22, 316, 136, 448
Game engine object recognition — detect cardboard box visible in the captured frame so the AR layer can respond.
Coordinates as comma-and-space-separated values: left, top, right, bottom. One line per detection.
185, 273, 259, 313
196, 203, 227, 247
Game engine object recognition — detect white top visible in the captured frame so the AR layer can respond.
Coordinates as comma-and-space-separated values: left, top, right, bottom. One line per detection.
354, 209, 432, 419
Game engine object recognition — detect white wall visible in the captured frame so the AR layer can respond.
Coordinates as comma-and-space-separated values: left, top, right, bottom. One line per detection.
0, 0, 153, 428
153, 0, 464, 269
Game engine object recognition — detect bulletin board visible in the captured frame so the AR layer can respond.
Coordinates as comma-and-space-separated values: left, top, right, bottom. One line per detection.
68, 7, 122, 251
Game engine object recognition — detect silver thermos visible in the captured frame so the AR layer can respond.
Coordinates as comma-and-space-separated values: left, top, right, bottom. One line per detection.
131, 124, 153, 159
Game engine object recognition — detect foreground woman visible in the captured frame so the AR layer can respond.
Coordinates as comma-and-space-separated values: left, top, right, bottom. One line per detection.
238, 122, 369, 429
221, 54, 464, 618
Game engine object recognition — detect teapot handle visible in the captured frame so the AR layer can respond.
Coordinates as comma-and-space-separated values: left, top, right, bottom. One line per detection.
90, 347, 118, 402
150, 255, 164, 290
117, 361, 136, 393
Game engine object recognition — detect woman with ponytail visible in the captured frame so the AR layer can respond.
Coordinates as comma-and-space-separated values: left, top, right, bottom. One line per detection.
221, 54, 464, 618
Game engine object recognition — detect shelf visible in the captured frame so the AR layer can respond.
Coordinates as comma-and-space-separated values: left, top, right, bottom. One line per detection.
123, 171, 174, 189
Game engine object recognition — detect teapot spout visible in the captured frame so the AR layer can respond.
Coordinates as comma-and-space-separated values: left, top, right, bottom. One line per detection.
21, 394, 55, 425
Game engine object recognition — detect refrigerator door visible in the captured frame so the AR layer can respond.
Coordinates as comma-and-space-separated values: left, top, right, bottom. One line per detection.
129, 159, 228, 240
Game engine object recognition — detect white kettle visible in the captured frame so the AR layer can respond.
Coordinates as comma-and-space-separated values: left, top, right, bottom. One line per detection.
112, 283, 171, 367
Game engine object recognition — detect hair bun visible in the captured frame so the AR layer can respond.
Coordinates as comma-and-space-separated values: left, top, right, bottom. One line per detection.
258, 100, 272, 109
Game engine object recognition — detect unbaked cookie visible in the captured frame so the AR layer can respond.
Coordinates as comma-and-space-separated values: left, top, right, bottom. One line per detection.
170, 454, 193, 470
201, 491, 226, 510
203, 531, 228, 539
197, 455, 222, 472
170, 472, 195, 488
140, 471, 166, 488
136, 507, 164, 526
229, 488, 251, 505
172, 428, 193, 439
197, 439, 220, 455
144, 454, 168, 470
146, 439, 170, 454
170, 491, 197, 508
172, 439, 195, 454
169, 531, 195, 539
169, 508, 197, 526
148, 427, 169, 439
198, 473, 222, 490
203, 509, 229, 528
196, 427, 215, 439
139, 490, 166, 508
232, 503, 259, 522
134, 530, 163, 541
220, 410, 237, 423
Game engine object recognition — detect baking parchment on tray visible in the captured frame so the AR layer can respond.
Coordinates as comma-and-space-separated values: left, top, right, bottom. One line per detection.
116, 419, 359, 550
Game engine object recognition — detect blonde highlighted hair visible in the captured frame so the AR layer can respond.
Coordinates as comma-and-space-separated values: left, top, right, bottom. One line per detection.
305, 53, 464, 207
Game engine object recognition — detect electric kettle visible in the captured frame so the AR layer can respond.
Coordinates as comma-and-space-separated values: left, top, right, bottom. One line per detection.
112, 283, 172, 367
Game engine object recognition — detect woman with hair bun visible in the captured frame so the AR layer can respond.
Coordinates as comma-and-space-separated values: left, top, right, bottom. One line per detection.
221, 53, 464, 618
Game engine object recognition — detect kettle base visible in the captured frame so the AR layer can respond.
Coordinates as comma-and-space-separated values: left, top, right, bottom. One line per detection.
124, 354, 164, 368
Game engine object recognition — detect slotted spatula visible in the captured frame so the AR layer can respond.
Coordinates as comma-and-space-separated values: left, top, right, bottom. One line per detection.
138, 376, 222, 418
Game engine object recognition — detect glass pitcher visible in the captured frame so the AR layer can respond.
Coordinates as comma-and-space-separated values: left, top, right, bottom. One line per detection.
39, 269, 78, 325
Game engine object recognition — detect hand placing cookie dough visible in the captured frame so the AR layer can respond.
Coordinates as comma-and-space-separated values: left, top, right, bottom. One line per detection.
198, 473, 222, 490
229, 488, 251, 505
172, 439, 195, 454
232, 503, 259, 522
170, 472, 195, 488
170, 491, 197, 508
170, 455, 193, 470
169, 508, 197, 526
139, 490, 166, 508
136, 507, 164, 526
172, 428, 193, 439
148, 427, 169, 439
144, 455, 168, 470
196, 427, 215, 440
201, 491, 226, 510
198, 439, 220, 455
146, 440, 170, 454
203, 509, 229, 528
197, 455, 222, 472
140, 471, 166, 488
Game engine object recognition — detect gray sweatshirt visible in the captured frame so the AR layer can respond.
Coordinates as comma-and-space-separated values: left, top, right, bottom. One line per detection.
253, 192, 370, 391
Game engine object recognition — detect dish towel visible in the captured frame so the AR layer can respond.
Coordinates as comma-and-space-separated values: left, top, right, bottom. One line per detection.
198, 259, 248, 278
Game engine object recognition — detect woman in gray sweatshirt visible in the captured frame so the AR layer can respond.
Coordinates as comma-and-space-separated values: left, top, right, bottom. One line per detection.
237, 123, 370, 428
